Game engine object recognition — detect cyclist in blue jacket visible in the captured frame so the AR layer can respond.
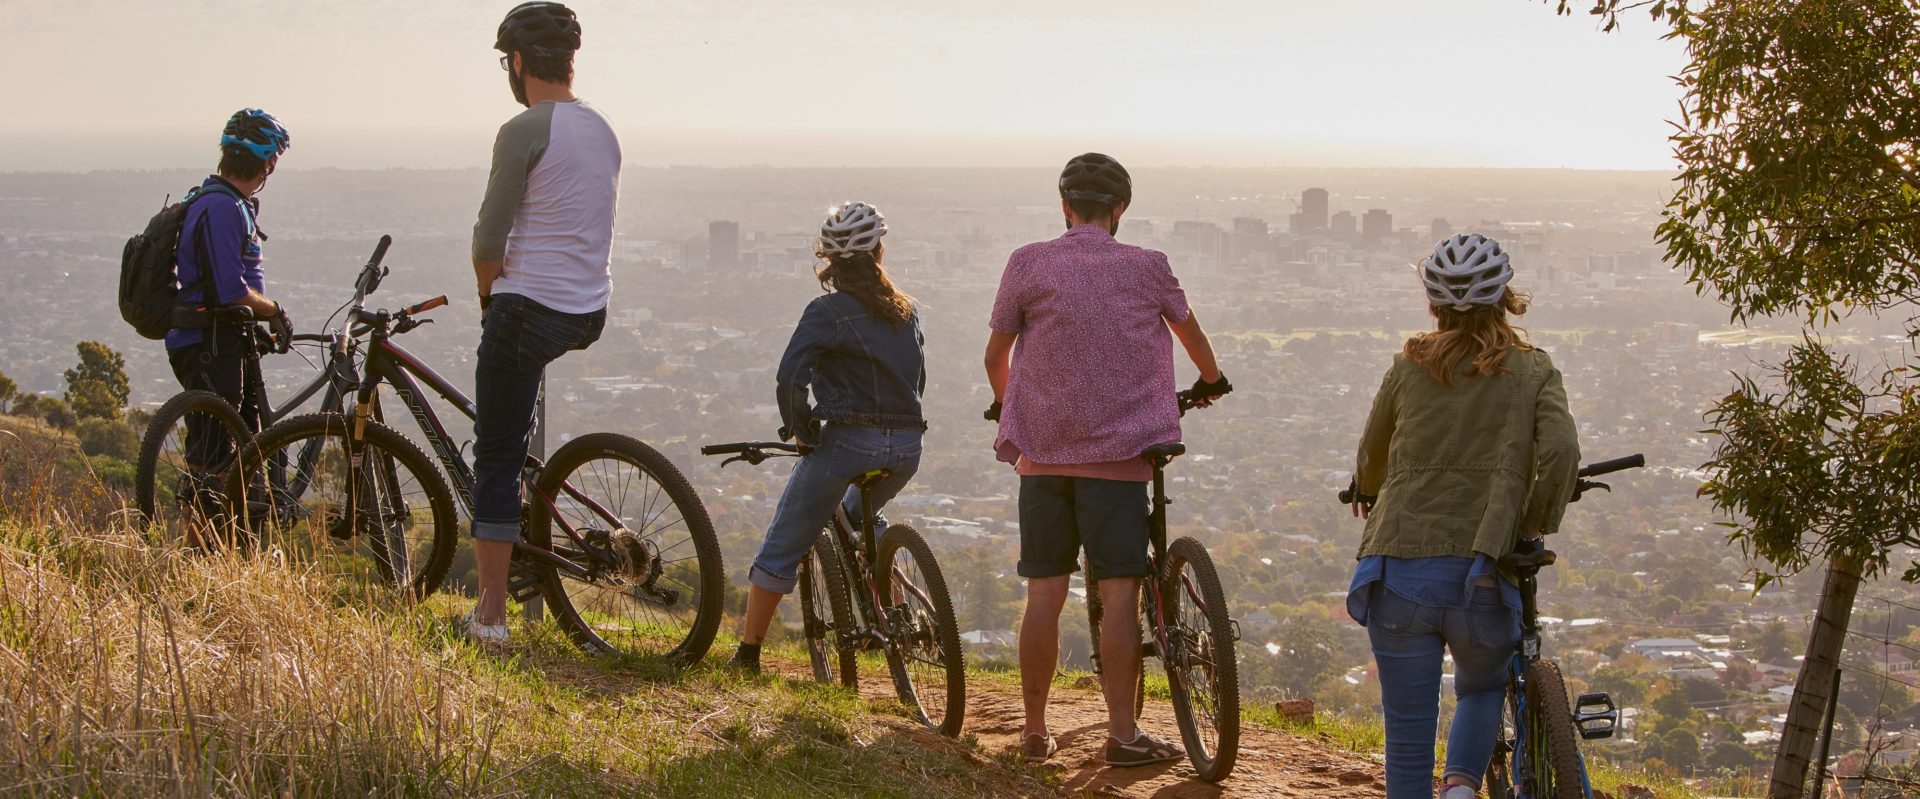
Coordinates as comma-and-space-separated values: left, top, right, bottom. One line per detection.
166, 108, 294, 470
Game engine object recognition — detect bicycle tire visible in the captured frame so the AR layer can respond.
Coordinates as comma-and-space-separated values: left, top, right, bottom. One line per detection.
1163, 535, 1240, 782
528, 432, 723, 666
1085, 559, 1147, 720
135, 390, 252, 538
798, 532, 857, 687
876, 523, 966, 737
229, 413, 457, 597
1525, 659, 1585, 799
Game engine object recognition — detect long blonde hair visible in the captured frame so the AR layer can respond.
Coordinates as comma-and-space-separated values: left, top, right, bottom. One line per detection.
1403, 289, 1533, 385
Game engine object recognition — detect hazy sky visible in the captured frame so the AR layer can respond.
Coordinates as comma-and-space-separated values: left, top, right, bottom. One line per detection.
0, 0, 1684, 171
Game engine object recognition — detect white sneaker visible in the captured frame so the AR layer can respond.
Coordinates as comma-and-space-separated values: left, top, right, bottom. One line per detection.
1439, 785, 1476, 799
463, 612, 509, 645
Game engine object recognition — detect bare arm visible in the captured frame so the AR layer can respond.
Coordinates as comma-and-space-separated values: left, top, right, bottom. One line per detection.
1169, 313, 1222, 383
984, 331, 1017, 402
235, 288, 280, 318
474, 258, 504, 303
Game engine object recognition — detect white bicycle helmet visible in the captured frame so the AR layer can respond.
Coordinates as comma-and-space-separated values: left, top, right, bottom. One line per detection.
819, 201, 887, 256
1419, 233, 1513, 311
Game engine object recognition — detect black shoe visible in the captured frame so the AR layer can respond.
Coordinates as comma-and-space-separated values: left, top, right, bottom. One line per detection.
729, 643, 762, 675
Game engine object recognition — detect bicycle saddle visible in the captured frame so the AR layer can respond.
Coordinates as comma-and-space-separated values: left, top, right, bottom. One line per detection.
1141, 443, 1187, 461
853, 468, 894, 489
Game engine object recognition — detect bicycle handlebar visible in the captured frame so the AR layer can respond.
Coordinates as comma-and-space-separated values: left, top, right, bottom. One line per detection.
403, 295, 448, 316
1339, 453, 1646, 506
699, 441, 800, 457
1578, 454, 1645, 478
368, 235, 392, 270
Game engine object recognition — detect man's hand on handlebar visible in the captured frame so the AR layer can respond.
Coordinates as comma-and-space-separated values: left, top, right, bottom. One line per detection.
1187, 373, 1233, 408
267, 303, 295, 354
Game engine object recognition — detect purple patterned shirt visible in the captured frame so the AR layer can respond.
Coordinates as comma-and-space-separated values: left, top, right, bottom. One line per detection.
989, 224, 1192, 466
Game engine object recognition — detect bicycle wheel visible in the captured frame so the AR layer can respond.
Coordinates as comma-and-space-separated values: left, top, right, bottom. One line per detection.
135, 390, 253, 546
798, 532, 857, 687
1084, 559, 1146, 720
875, 523, 965, 737
527, 433, 723, 665
1162, 536, 1240, 782
1524, 659, 1585, 799
1486, 736, 1515, 798
228, 413, 457, 597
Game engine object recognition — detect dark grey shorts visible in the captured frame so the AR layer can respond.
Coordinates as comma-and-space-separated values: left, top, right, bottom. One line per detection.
1017, 476, 1150, 582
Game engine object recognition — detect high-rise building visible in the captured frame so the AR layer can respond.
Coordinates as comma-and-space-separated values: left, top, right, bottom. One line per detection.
1430, 218, 1454, 243
1301, 188, 1329, 232
1330, 210, 1356, 242
708, 220, 740, 271
1362, 209, 1393, 246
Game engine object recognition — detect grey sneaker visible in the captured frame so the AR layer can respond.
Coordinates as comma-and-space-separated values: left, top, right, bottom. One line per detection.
1022, 733, 1059, 764
1103, 729, 1184, 767
462, 612, 509, 646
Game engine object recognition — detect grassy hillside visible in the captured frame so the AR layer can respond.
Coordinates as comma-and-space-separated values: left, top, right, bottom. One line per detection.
0, 516, 1057, 798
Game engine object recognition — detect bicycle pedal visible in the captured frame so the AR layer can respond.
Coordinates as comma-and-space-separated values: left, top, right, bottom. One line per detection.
1573, 692, 1618, 740
506, 569, 545, 603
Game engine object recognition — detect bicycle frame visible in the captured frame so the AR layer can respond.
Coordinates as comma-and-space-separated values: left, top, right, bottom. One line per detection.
822, 482, 935, 651
348, 329, 631, 586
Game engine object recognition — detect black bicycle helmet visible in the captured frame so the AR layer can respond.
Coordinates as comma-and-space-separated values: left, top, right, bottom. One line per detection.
1059, 152, 1132, 206
495, 1, 581, 56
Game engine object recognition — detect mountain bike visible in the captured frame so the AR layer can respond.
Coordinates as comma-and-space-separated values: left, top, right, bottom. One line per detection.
133, 238, 390, 551
1340, 453, 1644, 799
231, 259, 724, 663
699, 440, 966, 737
1082, 390, 1240, 782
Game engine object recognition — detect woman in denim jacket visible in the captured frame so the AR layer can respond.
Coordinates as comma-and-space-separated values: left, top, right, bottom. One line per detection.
730, 201, 927, 672
1347, 234, 1580, 799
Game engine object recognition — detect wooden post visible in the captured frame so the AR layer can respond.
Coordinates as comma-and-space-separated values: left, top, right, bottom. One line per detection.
1768, 555, 1862, 799
522, 376, 546, 623
1809, 665, 1842, 799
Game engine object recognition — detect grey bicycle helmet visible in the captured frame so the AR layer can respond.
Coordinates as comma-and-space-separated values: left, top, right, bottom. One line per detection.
496, 2, 581, 56
1419, 233, 1513, 311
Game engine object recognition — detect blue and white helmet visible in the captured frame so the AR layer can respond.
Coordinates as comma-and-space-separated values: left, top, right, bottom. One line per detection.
220, 108, 291, 162
1419, 234, 1512, 311
819, 201, 887, 256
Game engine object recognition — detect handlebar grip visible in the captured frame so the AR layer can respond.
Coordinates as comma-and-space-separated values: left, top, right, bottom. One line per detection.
1577, 454, 1646, 478
368, 235, 392, 268
406, 295, 448, 315
288, 333, 331, 343
1338, 486, 1355, 504
699, 444, 743, 456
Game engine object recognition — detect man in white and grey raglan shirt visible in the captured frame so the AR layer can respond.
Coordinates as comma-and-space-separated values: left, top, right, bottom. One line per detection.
466, 1, 621, 644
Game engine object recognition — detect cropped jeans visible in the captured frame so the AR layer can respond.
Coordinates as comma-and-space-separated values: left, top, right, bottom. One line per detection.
1366, 581, 1518, 799
471, 293, 605, 542
748, 424, 921, 594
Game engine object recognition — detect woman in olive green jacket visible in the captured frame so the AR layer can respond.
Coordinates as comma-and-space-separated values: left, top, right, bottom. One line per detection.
1346, 233, 1580, 799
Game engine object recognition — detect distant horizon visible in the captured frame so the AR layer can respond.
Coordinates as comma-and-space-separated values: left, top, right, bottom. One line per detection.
0, 161, 1680, 177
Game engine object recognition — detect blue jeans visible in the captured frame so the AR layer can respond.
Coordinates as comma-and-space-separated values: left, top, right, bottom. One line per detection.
1367, 582, 1518, 798
748, 424, 921, 594
471, 293, 605, 542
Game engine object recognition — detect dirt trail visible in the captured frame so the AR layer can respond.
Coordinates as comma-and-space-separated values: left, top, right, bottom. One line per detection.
777, 660, 1387, 798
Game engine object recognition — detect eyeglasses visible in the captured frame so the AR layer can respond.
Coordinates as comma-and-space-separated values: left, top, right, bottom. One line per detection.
499, 55, 512, 72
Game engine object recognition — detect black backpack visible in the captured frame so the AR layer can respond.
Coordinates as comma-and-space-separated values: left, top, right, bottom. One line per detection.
119, 183, 245, 340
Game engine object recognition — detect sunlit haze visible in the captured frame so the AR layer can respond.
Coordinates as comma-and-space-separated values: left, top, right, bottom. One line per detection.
1, 0, 1684, 171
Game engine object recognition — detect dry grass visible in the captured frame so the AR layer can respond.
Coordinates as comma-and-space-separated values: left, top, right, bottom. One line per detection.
0, 417, 1056, 798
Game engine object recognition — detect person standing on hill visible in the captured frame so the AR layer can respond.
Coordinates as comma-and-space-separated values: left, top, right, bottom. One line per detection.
983, 153, 1231, 768
726, 201, 928, 674
1345, 234, 1580, 799
465, 1, 621, 644
166, 109, 294, 472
